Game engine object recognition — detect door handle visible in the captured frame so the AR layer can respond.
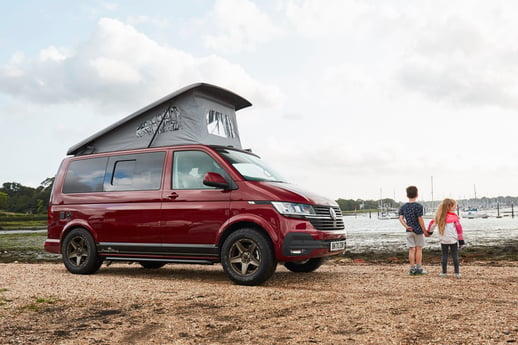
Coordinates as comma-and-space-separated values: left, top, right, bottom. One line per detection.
167, 192, 179, 200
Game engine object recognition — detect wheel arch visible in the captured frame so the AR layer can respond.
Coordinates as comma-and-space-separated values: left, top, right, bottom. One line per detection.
61, 220, 98, 248
218, 221, 275, 257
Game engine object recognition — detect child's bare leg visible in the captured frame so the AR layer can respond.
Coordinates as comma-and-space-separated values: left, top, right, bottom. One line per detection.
408, 247, 416, 266
415, 246, 423, 265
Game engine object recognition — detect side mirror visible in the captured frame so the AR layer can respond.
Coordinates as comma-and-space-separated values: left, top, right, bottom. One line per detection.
203, 172, 232, 189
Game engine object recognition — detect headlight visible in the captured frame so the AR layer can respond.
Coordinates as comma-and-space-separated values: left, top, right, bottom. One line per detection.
271, 202, 316, 217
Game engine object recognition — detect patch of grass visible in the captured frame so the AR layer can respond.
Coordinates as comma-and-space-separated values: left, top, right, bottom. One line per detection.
35, 296, 60, 304
0, 297, 10, 307
0, 220, 47, 230
19, 296, 61, 312
0, 232, 47, 251
0, 212, 47, 230
0, 288, 10, 307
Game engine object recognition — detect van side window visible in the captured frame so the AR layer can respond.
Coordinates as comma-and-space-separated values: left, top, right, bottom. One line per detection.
111, 160, 136, 186
173, 151, 227, 189
63, 157, 108, 193
104, 152, 165, 191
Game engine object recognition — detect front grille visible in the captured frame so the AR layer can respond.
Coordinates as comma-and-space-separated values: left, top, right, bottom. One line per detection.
307, 206, 345, 231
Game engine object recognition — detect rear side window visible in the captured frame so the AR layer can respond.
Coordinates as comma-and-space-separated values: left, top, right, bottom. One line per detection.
63, 157, 108, 193
62, 152, 165, 193
104, 152, 165, 191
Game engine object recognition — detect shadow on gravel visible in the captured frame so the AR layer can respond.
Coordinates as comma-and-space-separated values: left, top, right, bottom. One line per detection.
79, 263, 347, 287
95, 264, 231, 284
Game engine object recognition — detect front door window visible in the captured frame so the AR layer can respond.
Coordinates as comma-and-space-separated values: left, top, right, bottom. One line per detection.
172, 150, 227, 189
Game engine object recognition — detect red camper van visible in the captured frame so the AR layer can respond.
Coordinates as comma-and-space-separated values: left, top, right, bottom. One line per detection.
45, 83, 346, 285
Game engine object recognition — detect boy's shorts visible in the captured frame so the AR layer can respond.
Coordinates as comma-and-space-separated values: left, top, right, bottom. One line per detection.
406, 232, 424, 248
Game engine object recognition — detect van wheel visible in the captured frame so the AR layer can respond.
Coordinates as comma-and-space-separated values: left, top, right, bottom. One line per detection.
284, 258, 324, 273
221, 228, 277, 286
139, 261, 166, 269
62, 228, 103, 274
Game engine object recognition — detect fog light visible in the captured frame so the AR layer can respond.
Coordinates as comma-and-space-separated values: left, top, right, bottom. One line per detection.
290, 249, 303, 255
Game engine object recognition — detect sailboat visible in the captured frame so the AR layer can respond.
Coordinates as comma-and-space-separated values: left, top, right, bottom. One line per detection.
423, 176, 436, 219
461, 184, 488, 219
461, 208, 488, 219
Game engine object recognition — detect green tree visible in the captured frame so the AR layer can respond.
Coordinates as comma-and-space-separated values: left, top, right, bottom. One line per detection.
0, 179, 54, 214
35, 177, 54, 213
0, 191, 7, 210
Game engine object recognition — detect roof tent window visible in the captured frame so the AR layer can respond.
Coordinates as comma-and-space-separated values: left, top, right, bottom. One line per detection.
104, 151, 166, 191
63, 157, 108, 193
206, 110, 236, 138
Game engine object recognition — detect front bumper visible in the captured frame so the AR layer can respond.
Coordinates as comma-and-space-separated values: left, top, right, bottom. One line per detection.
281, 232, 346, 258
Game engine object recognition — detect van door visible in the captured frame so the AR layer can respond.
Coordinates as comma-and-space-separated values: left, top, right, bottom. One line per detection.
160, 149, 231, 257
95, 151, 165, 254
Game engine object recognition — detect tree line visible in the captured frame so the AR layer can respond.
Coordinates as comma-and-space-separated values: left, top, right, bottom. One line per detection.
336, 198, 398, 212
0, 178, 54, 214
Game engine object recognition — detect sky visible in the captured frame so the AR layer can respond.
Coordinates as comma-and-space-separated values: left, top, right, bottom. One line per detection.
1, 0, 518, 202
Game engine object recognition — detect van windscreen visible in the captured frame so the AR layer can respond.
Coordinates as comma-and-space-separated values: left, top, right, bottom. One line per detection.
216, 149, 286, 182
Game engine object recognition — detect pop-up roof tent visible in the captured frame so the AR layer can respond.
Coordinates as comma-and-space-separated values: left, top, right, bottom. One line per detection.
67, 83, 252, 156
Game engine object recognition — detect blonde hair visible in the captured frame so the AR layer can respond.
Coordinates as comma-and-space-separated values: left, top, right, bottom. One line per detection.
434, 198, 457, 235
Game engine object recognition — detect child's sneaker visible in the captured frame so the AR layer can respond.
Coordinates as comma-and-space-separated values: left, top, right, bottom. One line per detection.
409, 267, 416, 275
439, 273, 447, 277
415, 268, 428, 275
454, 273, 461, 279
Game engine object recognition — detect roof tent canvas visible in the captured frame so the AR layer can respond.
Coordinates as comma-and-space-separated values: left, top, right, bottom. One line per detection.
67, 83, 252, 156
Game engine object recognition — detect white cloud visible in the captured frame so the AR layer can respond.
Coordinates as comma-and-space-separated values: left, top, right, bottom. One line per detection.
394, 3, 518, 110
38, 46, 68, 62
203, 0, 283, 53
0, 17, 279, 113
283, 0, 518, 110
283, 0, 389, 39
89, 57, 141, 84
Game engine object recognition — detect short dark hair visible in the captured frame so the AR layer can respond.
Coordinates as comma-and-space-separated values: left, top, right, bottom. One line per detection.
406, 186, 418, 199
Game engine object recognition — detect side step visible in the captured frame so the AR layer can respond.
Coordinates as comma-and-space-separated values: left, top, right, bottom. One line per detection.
104, 257, 215, 265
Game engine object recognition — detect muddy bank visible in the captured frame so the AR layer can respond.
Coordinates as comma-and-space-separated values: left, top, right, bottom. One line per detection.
1, 232, 517, 264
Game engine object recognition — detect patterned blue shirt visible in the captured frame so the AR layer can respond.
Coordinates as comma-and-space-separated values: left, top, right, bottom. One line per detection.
399, 202, 424, 234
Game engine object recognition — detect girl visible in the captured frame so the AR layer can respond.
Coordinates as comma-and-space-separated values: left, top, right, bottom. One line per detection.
427, 198, 465, 278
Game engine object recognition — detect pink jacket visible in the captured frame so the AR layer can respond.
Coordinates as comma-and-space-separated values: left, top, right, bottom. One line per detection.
427, 212, 464, 241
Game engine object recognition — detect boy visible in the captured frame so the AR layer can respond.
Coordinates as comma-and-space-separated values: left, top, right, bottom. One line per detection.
399, 186, 428, 275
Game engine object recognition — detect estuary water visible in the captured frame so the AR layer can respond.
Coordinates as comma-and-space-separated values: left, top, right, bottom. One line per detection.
344, 215, 518, 252
2, 216, 517, 253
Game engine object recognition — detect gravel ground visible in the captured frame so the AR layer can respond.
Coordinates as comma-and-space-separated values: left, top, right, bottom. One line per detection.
1, 261, 517, 344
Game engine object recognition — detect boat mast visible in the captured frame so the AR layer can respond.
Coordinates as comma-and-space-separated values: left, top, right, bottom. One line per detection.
431, 176, 434, 211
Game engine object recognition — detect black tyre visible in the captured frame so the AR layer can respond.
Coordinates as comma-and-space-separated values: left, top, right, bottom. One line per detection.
62, 228, 103, 274
221, 228, 277, 286
139, 261, 166, 269
284, 258, 324, 273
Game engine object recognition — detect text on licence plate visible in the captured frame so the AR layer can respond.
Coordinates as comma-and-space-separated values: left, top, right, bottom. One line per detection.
330, 240, 346, 251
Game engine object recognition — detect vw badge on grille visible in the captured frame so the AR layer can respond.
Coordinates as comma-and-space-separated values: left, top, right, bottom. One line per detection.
329, 207, 337, 220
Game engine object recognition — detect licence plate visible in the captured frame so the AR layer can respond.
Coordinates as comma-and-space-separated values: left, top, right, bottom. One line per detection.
330, 240, 346, 251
